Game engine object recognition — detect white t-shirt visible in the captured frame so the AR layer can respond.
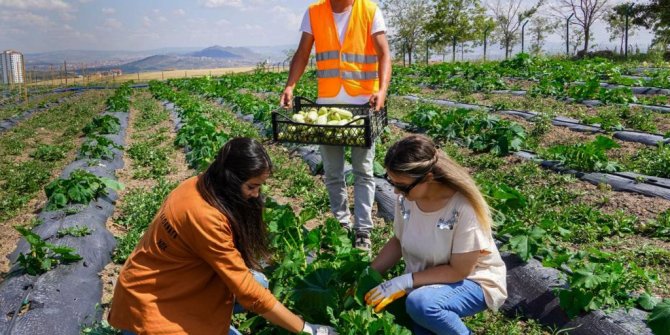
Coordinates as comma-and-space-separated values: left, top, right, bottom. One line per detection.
300, 5, 386, 104
393, 192, 508, 311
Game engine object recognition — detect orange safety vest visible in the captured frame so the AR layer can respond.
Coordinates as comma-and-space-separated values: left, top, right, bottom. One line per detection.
309, 0, 380, 98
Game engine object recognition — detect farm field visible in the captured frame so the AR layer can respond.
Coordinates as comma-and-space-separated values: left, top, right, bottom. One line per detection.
1, 56, 670, 335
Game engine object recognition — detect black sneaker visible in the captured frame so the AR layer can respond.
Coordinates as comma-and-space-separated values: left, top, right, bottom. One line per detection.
354, 231, 371, 252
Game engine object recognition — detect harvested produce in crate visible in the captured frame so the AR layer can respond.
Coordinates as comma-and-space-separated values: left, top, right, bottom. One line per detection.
291, 107, 364, 126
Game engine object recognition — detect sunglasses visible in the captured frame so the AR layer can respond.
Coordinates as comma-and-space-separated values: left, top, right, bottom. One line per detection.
383, 173, 425, 195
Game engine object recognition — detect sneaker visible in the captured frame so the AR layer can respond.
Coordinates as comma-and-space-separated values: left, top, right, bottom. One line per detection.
354, 231, 371, 252
341, 221, 352, 231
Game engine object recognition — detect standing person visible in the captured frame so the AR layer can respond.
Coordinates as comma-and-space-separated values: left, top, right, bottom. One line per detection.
108, 138, 336, 335
280, 0, 392, 251
364, 135, 507, 335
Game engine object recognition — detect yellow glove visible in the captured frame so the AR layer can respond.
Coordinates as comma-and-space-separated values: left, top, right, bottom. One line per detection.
364, 273, 413, 312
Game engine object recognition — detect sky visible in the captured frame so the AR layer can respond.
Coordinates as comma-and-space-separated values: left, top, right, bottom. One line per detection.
0, 0, 656, 54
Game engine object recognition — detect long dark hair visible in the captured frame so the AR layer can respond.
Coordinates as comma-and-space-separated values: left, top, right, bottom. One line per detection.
384, 134, 493, 231
196, 137, 272, 270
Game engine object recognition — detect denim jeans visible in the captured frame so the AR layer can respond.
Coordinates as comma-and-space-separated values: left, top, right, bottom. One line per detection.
320, 144, 375, 233
405, 279, 487, 335
122, 270, 269, 335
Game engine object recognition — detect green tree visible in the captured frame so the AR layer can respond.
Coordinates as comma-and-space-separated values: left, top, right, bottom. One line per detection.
380, 0, 431, 65
424, 0, 489, 62
605, 5, 638, 55
489, 0, 544, 59
630, 0, 670, 51
528, 15, 559, 55
554, 0, 611, 55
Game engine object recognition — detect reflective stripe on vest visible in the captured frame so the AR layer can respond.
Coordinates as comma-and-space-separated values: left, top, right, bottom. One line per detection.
341, 71, 378, 80
317, 69, 340, 78
341, 53, 378, 64
316, 50, 339, 62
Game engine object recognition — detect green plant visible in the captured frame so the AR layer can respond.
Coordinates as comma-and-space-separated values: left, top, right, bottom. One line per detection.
45, 169, 123, 210
79, 135, 122, 160
556, 249, 655, 317
647, 299, 670, 335
627, 144, 670, 178
542, 135, 621, 173
30, 144, 68, 162
127, 142, 171, 179
57, 225, 93, 238
83, 115, 121, 135
14, 226, 83, 275
113, 180, 177, 263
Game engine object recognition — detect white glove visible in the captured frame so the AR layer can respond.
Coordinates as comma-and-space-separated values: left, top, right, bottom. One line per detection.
302, 321, 338, 335
364, 273, 413, 312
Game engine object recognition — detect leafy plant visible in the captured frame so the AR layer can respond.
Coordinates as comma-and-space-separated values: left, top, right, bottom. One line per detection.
407, 105, 525, 156
648, 299, 670, 335
30, 144, 68, 162
57, 225, 92, 238
542, 135, 621, 173
45, 169, 123, 210
556, 249, 655, 317
627, 144, 670, 178
14, 226, 83, 275
83, 115, 121, 135
79, 135, 121, 160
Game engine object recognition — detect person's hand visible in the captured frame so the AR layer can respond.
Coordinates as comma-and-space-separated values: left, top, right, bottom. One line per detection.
302, 321, 338, 335
364, 273, 413, 312
280, 87, 294, 109
368, 89, 387, 112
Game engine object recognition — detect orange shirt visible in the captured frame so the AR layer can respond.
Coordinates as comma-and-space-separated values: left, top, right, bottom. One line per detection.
108, 176, 277, 335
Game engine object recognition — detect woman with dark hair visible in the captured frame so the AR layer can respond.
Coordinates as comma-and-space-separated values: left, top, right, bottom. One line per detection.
109, 138, 335, 335
364, 134, 507, 335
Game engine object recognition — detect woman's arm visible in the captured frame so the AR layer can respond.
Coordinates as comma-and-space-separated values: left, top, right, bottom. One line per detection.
370, 236, 402, 275
261, 302, 305, 333
412, 251, 481, 287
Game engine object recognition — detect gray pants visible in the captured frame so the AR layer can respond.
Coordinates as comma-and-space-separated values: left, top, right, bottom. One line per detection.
320, 144, 375, 233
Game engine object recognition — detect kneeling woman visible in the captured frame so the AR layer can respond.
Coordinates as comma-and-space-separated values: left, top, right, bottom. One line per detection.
109, 137, 334, 335
365, 134, 507, 335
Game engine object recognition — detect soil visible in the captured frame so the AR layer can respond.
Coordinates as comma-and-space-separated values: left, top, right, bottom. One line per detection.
99, 94, 195, 321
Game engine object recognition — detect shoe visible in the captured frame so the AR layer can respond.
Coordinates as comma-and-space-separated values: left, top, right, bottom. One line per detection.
354, 231, 371, 252
341, 221, 352, 231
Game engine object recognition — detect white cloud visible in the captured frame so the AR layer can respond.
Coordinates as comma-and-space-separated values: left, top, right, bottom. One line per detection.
173, 8, 186, 16
102, 7, 116, 15
0, 0, 70, 10
215, 19, 230, 26
102, 17, 122, 30
143, 16, 152, 27
200, 0, 243, 8
0, 10, 53, 28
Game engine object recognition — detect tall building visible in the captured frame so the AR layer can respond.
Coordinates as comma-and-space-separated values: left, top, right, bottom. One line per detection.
0, 50, 25, 84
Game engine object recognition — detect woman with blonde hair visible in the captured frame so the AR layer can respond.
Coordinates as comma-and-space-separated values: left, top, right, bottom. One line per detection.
365, 134, 507, 335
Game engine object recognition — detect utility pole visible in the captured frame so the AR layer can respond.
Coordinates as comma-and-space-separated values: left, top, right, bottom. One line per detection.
521, 20, 529, 54
624, 4, 633, 58
22, 54, 27, 102
566, 13, 574, 56
64, 60, 68, 86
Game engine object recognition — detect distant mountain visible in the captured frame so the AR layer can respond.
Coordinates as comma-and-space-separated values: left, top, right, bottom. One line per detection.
189, 45, 256, 59
114, 54, 257, 72
26, 44, 290, 72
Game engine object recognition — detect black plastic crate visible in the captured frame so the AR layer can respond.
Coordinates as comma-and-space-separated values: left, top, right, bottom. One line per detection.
272, 96, 387, 148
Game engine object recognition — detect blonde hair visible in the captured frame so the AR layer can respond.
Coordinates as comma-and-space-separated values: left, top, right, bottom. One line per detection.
384, 134, 493, 231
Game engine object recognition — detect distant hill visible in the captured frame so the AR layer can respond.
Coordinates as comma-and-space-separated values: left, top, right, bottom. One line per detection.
190, 45, 248, 59
114, 54, 257, 72
29, 45, 290, 72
